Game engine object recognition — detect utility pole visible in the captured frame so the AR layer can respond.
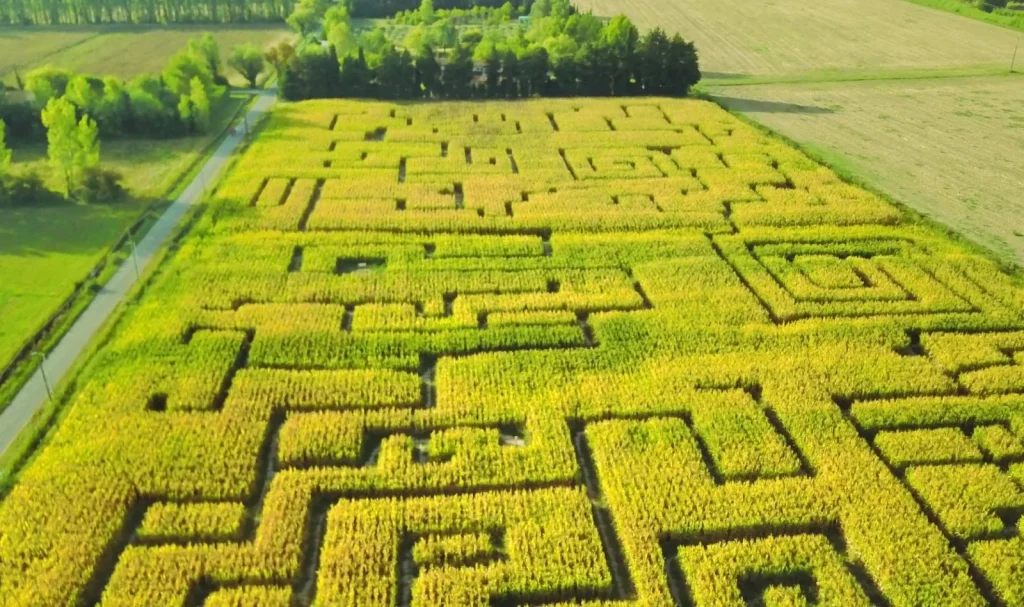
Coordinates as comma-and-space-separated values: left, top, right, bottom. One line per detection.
36, 352, 53, 403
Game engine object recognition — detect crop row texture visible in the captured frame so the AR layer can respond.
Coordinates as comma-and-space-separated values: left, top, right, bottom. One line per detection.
1, 98, 1023, 606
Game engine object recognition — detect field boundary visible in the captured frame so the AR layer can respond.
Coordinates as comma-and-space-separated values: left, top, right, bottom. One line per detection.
0, 100, 272, 494
0, 200, 208, 496
0, 92, 258, 415
0, 29, 102, 78
0, 204, 159, 386
700, 65, 1017, 88
901, 0, 1024, 32
702, 89, 1024, 277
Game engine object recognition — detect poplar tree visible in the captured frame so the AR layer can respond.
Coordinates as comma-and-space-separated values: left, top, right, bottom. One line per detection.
40, 97, 100, 197
190, 77, 211, 134
0, 120, 11, 175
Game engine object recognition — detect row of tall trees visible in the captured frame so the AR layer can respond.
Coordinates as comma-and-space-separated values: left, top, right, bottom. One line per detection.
0, 0, 293, 24
349, 0, 532, 19
281, 2, 700, 101
0, 0, 534, 23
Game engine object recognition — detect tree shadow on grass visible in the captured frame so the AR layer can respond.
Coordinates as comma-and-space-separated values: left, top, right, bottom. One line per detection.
701, 72, 756, 82
711, 95, 836, 115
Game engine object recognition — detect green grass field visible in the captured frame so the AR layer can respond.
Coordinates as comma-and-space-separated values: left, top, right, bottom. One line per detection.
0, 202, 149, 370
0, 24, 292, 87
2, 98, 1024, 605
0, 94, 248, 383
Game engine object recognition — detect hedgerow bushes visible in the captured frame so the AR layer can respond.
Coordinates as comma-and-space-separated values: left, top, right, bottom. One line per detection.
1, 98, 1023, 606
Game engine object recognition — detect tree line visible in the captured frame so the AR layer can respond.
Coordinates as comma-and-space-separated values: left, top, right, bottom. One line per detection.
349, 0, 532, 18
0, 0, 293, 24
0, 33, 262, 205
281, 0, 700, 101
1, 34, 230, 141
0, 0, 531, 24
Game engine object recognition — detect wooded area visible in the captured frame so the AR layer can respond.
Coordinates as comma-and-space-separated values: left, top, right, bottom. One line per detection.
281, 0, 701, 101
0, 0, 535, 24
0, 0, 293, 24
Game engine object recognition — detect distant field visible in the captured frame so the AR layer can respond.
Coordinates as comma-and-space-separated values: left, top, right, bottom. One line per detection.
711, 74, 1024, 265
0, 25, 292, 86
575, 0, 1020, 77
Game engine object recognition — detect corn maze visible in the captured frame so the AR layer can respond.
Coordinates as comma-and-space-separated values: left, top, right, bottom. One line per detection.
2, 98, 1024, 606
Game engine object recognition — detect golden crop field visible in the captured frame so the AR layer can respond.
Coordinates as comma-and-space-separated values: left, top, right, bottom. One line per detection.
2, 98, 1024, 605
573, 0, 1020, 78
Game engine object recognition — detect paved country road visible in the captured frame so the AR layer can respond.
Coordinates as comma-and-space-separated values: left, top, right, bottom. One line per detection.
0, 88, 277, 457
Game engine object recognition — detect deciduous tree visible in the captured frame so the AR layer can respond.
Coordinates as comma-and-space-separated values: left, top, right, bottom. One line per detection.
229, 44, 267, 88
188, 33, 222, 80
415, 48, 443, 98
164, 50, 215, 98
265, 41, 295, 76
40, 97, 100, 197
0, 119, 11, 175
443, 44, 475, 100
190, 77, 211, 133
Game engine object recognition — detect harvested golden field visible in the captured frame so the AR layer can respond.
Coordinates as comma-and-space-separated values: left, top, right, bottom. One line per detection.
711, 74, 1024, 265
574, 0, 1020, 78
1, 98, 1024, 605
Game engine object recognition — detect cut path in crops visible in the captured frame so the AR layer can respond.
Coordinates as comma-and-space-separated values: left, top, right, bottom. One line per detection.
0, 88, 276, 457
710, 73, 1024, 265
2, 98, 1023, 605
0, 24, 292, 86
575, 0, 1020, 78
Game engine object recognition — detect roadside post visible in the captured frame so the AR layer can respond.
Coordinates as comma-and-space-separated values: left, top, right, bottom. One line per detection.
128, 231, 141, 280
36, 352, 52, 403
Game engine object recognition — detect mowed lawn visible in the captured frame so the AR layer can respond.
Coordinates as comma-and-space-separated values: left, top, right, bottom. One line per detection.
710, 75, 1024, 264
575, 0, 1019, 78
0, 24, 292, 87
0, 202, 148, 371
0, 94, 249, 375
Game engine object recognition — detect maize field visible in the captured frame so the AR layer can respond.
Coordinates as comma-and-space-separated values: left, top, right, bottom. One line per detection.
1, 98, 1024, 606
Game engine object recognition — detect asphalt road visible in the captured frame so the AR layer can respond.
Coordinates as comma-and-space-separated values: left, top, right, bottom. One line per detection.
0, 88, 277, 457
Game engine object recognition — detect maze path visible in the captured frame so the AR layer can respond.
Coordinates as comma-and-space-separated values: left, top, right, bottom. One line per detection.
1, 99, 1023, 606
